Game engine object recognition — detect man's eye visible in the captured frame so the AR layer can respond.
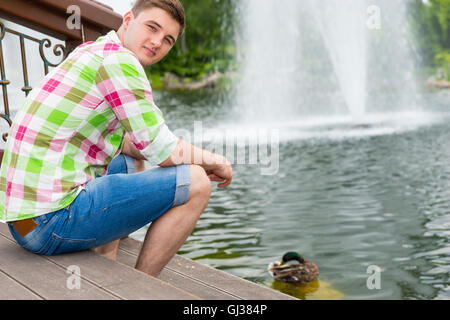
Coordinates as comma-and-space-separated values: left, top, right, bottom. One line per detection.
164, 38, 172, 45
149, 25, 156, 31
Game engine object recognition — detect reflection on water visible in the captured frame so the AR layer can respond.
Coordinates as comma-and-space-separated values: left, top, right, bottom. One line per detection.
268, 280, 344, 300
133, 90, 450, 300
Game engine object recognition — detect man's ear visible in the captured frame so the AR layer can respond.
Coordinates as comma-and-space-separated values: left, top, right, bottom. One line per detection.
122, 11, 134, 30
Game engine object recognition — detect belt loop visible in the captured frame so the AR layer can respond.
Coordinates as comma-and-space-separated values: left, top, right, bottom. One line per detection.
66, 203, 72, 219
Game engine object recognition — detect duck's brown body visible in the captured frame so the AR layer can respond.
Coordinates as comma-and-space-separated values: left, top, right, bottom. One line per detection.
268, 259, 319, 284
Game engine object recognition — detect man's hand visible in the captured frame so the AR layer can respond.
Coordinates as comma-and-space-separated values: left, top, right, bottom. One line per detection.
121, 133, 147, 172
122, 133, 146, 160
205, 160, 233, 188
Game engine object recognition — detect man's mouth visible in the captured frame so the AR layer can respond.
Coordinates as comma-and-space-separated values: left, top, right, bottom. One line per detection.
144, 47, 156, 57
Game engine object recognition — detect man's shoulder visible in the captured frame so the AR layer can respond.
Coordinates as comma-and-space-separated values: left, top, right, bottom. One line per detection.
75, 40, 130, 59
75, 31, 137, 62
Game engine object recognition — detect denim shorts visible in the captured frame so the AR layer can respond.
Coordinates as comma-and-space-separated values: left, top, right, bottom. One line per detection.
8, 154, 191, 255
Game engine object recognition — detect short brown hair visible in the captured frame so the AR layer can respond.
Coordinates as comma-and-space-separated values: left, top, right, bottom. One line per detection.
131, 0, 186, 37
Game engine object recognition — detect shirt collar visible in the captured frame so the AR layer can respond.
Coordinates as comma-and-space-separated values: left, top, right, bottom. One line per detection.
105, 30, 122, 45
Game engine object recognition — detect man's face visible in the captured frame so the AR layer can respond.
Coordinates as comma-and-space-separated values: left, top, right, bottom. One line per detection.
121, 7, 180, 66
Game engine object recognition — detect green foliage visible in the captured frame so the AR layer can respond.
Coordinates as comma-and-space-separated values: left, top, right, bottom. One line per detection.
409, 0, 450, 73
146, 0, 238, 80
146, 72, 165, 90
431, 0, 450, 44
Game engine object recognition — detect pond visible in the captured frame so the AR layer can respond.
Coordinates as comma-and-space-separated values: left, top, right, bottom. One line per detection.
130, 89, 450, 300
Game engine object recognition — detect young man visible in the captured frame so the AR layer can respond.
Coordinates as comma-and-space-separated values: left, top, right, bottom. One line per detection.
0, 0, 232, 277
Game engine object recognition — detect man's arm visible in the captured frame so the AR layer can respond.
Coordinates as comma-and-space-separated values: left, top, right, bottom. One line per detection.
123, 133, 233, 188
159, 138, 233, 188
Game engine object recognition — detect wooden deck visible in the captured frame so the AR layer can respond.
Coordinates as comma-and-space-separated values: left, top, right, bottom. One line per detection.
0, 222, 296, 300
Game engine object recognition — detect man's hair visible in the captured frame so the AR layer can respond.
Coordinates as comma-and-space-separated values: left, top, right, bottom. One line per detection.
131, 0, 186, 37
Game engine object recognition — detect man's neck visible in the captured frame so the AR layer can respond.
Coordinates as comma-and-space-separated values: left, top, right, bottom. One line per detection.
116, 26, 124, 45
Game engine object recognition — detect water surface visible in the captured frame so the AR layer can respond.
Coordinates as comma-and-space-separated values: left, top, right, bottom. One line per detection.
131, 89, 450, 300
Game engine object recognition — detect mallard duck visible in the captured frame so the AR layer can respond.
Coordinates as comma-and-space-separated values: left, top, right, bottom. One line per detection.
268, 252, 319, 284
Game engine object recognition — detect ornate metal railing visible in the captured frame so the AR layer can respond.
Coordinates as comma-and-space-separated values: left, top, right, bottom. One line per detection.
0, 0, 122, 163
0, 21, 68, 140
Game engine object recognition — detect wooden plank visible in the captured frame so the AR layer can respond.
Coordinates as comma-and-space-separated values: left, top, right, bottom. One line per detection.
119, 237, 297, 300
0, 223, 200, 300
116, 249, 239, 300
0, 223, 12, 238
47, 250, 200, 300
0, 269, 42, 300
0, 223, 295, 300
0, 232, 117, 300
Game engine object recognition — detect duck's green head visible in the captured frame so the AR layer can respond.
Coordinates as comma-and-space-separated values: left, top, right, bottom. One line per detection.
280, 252, 305, 265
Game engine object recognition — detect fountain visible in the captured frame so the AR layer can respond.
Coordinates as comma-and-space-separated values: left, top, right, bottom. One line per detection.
306, 0, 368, 117
233, 0, 430, 139
235, 0, 303, 124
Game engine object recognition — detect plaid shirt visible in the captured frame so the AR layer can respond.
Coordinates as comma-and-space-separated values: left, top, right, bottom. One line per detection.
0, 31, 179, 222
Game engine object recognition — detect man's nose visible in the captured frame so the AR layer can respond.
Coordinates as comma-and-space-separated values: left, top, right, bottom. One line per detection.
151, 37, 162, 48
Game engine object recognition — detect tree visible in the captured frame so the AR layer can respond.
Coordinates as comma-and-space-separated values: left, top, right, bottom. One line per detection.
409, 0, 450, 69
146, 0, 238, 83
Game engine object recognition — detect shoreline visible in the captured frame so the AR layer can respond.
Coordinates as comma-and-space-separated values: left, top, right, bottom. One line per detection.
427, 77, 450, 90
151, 71, 450, 92
150, 71, 237, 91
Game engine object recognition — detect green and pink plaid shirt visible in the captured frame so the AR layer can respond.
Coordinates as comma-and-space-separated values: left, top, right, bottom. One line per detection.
0, 30, 179, 222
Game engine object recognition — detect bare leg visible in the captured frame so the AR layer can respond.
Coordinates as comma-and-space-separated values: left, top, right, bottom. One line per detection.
94, 239, 120, 260
135, 165, 211, 277
134, 158, 146, 172
94, 158, 147, 260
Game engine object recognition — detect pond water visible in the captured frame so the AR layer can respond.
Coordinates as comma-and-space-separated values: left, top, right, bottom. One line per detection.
130, 89, 450, 300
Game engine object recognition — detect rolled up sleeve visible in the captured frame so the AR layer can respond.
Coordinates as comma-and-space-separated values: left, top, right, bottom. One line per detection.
95, 51, 178, 165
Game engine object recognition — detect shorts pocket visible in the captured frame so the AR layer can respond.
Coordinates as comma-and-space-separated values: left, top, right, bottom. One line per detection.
45, 233, 97, 255
10, 212, 60, 252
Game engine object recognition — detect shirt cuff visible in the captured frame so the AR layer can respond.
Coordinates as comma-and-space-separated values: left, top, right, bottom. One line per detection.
141, 124, 179, 166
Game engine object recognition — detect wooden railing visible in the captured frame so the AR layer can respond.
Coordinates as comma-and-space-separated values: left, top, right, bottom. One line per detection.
0, 0, 122, 164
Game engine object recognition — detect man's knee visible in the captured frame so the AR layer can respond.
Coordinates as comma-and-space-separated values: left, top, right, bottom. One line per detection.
189, 165, 211, 201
